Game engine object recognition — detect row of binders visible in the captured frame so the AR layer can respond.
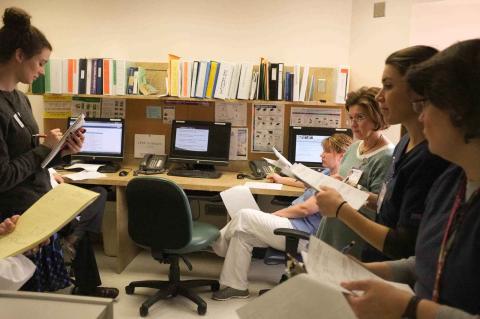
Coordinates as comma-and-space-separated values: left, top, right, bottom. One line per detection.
169, 55, 313, 101
31, 58, 148, 96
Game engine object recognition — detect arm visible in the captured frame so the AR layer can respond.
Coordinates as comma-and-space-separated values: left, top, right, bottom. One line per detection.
272, 195, 318, 218
267, 173, 306, 188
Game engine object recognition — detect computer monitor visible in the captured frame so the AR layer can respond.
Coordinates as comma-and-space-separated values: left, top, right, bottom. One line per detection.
288, 126, 352, 168
168, 120, 231, 169
67, 117, 125, 172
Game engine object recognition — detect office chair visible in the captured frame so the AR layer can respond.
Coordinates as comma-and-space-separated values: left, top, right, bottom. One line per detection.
124, 177, 220, 317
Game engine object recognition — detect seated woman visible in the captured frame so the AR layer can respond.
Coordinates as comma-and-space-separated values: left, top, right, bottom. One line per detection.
211, 133, 352, 301
341, 38, 480, 319
315, 46, 450, 262
0, 216, 36, 290
316, 87, 394, 258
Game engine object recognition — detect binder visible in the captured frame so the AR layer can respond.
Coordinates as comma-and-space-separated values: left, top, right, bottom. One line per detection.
96, 58, 103, 95
268, 63, 280, 101
228, 63, 242, 99
205, 61, 219, 98
237, 63, 253, 100
190, 61, 199, 98
31, 74, 45, 94
90, 59, 97, 95
78, 58, 87, 94
195, 61, 209, 98
214, 62, 234, 100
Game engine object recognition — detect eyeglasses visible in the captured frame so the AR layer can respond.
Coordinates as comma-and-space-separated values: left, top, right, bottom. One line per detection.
346, 113, 368, 126
412, 99, 428, 113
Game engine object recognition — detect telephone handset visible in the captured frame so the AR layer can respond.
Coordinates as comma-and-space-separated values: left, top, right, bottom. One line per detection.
136, 154, 166, 175
249, 159, 275, 178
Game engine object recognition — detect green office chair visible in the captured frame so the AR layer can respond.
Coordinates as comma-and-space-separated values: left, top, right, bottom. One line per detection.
124, 177, 220, 317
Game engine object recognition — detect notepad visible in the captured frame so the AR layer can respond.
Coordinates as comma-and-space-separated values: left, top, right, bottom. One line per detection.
41, 114, 85, 169
0, 183, 99, 258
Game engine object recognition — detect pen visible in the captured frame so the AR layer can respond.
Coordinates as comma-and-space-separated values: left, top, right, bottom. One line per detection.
341, 240, 356, 254
32, 134, 47, 138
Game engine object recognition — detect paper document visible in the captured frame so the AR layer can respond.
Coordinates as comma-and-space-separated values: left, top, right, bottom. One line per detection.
290, 163, 368, 210
263, 147, 294, 177
0, 184, 99, 258
64, 163, 103, 172
63, 171, 106, 181
41, 114, 85, 169
244, 182, 283, 190
305, 236, 413, 294
220, 186, 260, 218
237, 273, 357, 319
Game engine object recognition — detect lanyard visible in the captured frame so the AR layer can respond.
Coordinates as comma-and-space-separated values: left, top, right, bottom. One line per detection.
432, 177, 479, 302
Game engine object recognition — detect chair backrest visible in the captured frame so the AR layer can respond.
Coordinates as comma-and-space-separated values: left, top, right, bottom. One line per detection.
126, 177, 193, 250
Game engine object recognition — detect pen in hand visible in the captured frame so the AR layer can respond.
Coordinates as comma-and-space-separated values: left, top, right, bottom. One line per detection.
341, 240, 356, 254
32, 134, 47, 138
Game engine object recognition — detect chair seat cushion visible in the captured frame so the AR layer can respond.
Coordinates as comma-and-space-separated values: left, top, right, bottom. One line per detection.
165, 221, 220, 255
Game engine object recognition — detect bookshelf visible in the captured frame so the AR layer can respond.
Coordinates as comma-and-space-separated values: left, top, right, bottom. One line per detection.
36, 60, 348, 170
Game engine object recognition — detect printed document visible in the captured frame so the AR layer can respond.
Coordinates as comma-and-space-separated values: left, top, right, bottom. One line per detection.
290, 163, 368, 210
0, 183, 99, 258
220, 185, 260, 218
41, 114, 85, 168
263, 147, 294, 177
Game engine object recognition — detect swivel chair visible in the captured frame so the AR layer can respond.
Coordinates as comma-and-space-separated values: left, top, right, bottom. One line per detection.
124, 177, 220, 317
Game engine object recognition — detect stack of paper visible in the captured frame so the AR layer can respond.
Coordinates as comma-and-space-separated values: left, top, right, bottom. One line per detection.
219, 185, 260, 218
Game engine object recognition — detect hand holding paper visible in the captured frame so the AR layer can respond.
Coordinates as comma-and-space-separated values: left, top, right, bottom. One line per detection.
263, 146, 295, 177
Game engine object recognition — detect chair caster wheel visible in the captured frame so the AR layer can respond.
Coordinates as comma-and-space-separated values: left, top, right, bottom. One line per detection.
140, 305, 149, 317
197, 304, 207, 315
125, 285, 134, 295
211, 282, 220, 292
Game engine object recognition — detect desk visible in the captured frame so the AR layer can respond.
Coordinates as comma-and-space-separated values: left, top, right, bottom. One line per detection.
68, 170, 304, 273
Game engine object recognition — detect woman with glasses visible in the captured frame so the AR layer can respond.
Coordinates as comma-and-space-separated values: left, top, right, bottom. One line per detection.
341, 38, 480, 319
315, 87, 394, 258
315, 46, 450, 263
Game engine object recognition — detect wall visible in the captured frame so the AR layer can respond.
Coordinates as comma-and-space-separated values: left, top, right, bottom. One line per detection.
348, 0, 414, 143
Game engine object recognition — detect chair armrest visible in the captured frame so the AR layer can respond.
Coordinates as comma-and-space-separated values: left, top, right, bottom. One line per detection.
274, 228, 310, 241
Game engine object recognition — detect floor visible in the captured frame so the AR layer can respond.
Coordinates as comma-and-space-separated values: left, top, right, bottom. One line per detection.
94, 249, 284, 319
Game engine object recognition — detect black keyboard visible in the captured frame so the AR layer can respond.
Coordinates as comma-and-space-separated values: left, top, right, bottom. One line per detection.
167, 169, 222, 179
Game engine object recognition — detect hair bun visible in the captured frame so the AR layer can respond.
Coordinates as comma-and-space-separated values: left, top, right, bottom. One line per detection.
3, 7, 31, 32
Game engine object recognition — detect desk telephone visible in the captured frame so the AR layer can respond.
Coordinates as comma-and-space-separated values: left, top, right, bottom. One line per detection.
136, 154, 166, 175
237, 159, 276, 180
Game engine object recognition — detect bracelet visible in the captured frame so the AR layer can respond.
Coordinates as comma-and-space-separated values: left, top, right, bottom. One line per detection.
335, 201, 347, 218
402, 295, 421, 319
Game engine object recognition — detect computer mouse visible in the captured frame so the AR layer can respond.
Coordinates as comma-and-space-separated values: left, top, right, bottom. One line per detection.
119, 170, 129, 177
236, 173, 246, 179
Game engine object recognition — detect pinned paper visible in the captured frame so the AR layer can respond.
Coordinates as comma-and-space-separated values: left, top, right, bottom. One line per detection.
134, 134, 165, 158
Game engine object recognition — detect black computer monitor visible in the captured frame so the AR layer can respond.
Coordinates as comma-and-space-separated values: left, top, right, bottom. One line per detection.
288, 126, 352, 168
67, 117, 125, 172
168, 120, 231, 169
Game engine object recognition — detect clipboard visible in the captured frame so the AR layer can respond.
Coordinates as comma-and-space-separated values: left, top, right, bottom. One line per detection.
41, 114, 85, 169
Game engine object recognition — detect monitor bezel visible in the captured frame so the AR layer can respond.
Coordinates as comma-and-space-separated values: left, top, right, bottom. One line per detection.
67, 117, 125, 162
287, 126, 352, 168
168, 120, 232, 166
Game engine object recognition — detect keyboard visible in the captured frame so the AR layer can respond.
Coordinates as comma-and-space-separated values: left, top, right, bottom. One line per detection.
167, 169, 222, 179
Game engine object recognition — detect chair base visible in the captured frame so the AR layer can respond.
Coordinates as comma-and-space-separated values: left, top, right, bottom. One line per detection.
126, 278, 219, 316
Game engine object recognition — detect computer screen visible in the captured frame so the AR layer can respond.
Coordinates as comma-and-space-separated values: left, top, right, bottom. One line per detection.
67, 117, 125, 162
288, 126, 352, 168
168, 120, 231, 166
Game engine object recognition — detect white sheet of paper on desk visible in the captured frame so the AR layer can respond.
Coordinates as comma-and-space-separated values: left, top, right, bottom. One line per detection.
290, 163, 368, 210
244, 182, 283, 190
305, 236, 413, 294
220, 185, 260, 219
64, 163, 103, 172
63, 171, 106, 181
237, 273, 357, 319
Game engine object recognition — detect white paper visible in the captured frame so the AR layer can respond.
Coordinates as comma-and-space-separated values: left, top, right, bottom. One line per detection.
0, 255, 36, 291
229, 128, 248, 160
162, 106, 175, 124
290, 107, 341, 128
41, 114, 85, 169
220, 186, 260, 219
305, 236, 413, 294
62, 171, 106, 181
215, 101, 247, 127
252, 104, 284, 152
63, 163, 103, 172
47, 168, 59, 189
101, 98, 126, 118
244, 182, 283, 190
237, 273, 357, 319
290, 163, 369, 210
134, 134, 165, 158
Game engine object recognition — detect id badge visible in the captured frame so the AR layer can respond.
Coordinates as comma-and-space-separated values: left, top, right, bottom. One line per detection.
376, 182, 387, 214
13, 113, 25, 128
346, 168, 363, 187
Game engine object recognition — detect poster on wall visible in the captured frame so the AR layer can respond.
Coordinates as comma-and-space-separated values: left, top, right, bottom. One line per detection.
215, 101, 247, 127
163, 106, 175, 124
43, 95, 72, 119
290, 107, 341, 128
252, 104, 284, 152
229, 128, 248, 160
101, 98, 126, 119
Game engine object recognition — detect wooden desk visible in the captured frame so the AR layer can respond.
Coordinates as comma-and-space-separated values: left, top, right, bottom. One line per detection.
68, 170, 304, 273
